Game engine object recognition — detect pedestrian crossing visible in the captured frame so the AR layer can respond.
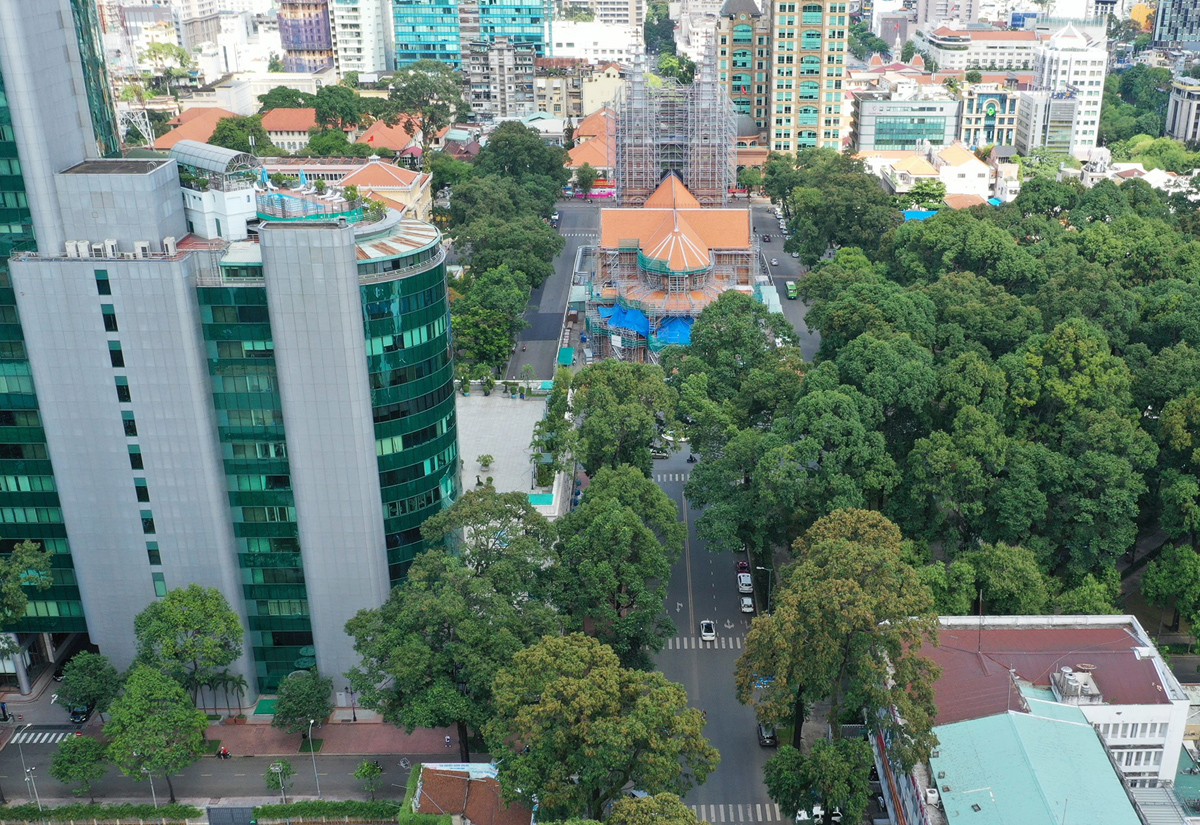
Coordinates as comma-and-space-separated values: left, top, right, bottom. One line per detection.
654, 472, 691, 482
665, 634, 745, 650
560, 232, 598, 238
690, 803, 786, 823
11, 729, 77, 744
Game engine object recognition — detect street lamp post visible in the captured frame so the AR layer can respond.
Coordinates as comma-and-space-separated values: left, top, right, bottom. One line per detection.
345, 686, 357, 722
16, 723, 31, 802
307, 719, 321, 798
142, 768, 158, 809
271, 762, 288, 805
24, 767, 41, 812
756, 566, 774, 614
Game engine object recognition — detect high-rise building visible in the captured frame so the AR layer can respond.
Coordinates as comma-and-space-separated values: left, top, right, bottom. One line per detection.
768, 0, 848, 152
279, 0, 336, 72
465, 37, 537, 120
330, 0, 395, 75
716, 0, 772, 137
1166, 77, 1200, 142
1155, 0, 1200, 48
1029, 23, 1105, 156
392, 0, 549, 68
1, 1, 458, 695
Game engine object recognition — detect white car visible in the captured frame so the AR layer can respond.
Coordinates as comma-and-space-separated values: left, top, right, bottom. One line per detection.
699, 619, 716, 641
740, 596, 755, 613
792, 251, 800, 258
796, 807, 841, 824
737, 572, 753, 593
771, 258, 779, 265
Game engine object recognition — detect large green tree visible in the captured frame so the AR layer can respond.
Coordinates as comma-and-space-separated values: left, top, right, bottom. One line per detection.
550, 465, 685, 668
258, 86, 317, 113
271, 670, 333, 734
345, 549, 556, 763
387, 60, 469, 160
133, 583, 244, 702
485, 634, 719, 821
736, 518, 939, 768
208, 116, 279, 155
0, 539, 51, 653
571, 360, 678, 475
50, 735, 109, 802
104, 665, 208, 803
609, 793, 700, 825
764, 741, 874, 825
473, 121, 570, 187
57, 651, 120, 719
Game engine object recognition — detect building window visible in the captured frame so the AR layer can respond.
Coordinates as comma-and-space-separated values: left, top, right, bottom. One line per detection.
135, 478, 150, 502
95, 270, 110, 295
101, 304, 118, 332
152, 572, 167, 597
141, 509, 156, 535
109, 341, 124, 368
146, 541, 161, 565
116, 376, 131, 403
122, 411, 138, 437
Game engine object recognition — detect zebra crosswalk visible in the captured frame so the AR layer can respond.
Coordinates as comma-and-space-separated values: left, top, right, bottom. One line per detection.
690, 803, 786, 823
665, 635, 745, 650
11, 728, 78, 744
560, 232, 598, 238
654, 472, 690, 482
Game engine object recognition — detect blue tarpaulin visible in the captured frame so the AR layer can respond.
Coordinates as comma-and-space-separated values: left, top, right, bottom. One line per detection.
903, 210, 938, 221
596, 305, 615, 318
608, 306, 650, 337
655, 316, 693, 346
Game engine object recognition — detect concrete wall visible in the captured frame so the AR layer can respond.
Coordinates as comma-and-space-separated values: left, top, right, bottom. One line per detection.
55, 161, 188, 252
10, 252, 254, 689
259, 220, 390, 685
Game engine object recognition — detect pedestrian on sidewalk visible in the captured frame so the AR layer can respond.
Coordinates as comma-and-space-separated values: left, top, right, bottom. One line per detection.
445, 735, 452, 749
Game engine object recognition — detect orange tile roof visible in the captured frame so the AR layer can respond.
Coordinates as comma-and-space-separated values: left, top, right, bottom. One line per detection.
943, 193, 988, 209
601, 208, 750, 251
642, 211, 711, 270
575, 107, 616, 140
154, 108, 238, 150
568, 136, 611, 168
938, 144, 983, 166
356, 117, 421, 151
261, 107, 318, 132
644, 175, 701, 209
339, 160, 423, 188
416, 768, 532, 825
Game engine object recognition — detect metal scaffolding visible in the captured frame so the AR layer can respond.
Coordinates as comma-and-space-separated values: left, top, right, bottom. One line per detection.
613, 37, 736, 208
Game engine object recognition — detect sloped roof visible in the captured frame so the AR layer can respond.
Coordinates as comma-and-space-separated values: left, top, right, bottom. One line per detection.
574, 107, 616, 140
356, 117, 421, 151
568, 136, 611, 169
938, 144, 985, 167
261, 107, 317, 132
643, 211, 712, 271
644, 174, 701, 209
930, 709, 1141, 825
720, 0, 761, 16
892, 155, 939, 176
924, 625, 1172, 727
417, 766, 533, 825
601, 208, 750, 251
154, 108, 237, 150
943, 193, 988, 209
339, 160, 423, 188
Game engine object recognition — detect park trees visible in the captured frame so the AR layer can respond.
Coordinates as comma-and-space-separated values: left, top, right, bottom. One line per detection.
0, 539, 51, 653
609, 794, 701, 825
764, 741, 874, 825
208, 116, 278, 155
345, 548, 557, 763
474, 121, 570, 188
104, 665, 208, 803
258, 86, 317, 113
50, 735, 109, 802
314, 84, 363, 130
485, 634, 718, 821
388, 60, 468, 160
571, 360, 678, 475
271, 670, 333, 734
449, 264, 533, 370
549, 465, 684, 668
133, 583, 244, 703
736, 513, 938, 768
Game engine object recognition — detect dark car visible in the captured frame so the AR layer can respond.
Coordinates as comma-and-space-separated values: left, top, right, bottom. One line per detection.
67, 703, 94, 724
762, 234, 771, 242
737, 560, 750, 573
757, 723, 778, 747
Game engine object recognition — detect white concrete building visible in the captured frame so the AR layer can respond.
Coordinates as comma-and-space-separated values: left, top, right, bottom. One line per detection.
1031, 23, 1106, 156
329, 0, 394, 76
559, 0, 646, 26
178, 68, 339, 115
549, 21, 641, 63
466, 37, 537, 121
1166, 76, 1200, 142
912, 26, 1040, 71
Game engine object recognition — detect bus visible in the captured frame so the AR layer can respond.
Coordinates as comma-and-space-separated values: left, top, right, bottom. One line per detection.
785, 281, 798, 300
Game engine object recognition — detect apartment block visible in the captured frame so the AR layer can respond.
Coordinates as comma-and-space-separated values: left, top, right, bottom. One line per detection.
768, 0, 848, 152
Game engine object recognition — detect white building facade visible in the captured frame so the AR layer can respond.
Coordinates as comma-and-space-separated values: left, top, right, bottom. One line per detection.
329, 0, 395, 75
1030, 23, 1106, 156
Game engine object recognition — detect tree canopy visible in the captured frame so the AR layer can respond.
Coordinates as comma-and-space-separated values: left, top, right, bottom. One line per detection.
133, 583, 244, 701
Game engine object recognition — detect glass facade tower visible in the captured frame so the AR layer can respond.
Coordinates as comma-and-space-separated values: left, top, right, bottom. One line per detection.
393, 0, 549, 68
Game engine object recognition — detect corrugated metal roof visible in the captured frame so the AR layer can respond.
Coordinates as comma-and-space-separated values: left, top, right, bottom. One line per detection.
930, 709, 1141, 825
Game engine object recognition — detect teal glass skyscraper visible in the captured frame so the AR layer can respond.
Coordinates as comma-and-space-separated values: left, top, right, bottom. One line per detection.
393, 0, 550, 68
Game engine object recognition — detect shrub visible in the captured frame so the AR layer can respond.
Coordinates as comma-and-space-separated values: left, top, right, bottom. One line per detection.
254, 800, 400, 820
3, 802, 202, 821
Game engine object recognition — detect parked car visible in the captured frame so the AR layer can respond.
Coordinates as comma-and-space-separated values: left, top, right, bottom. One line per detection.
699, 619, 716, 641
740, 596, 755, 613
737, 572, 753, 593
651, 448, 668, 459
757, 723, 777, 747
67, 702, 94, 724
762, 234, 771, 242
737, 560, 750, 573
771, 258, 779, 266
796, 807, 841, 823
792, 251, 800, 258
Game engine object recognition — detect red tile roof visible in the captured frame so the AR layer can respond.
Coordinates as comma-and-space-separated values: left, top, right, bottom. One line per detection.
339, 160, 422, 188
417, 768, 532, 825
943, 193, 988, 209
154, 108, 238, 150
925, 625, 1171, 726
357, 117, 422, 151
261, 107, 318, 133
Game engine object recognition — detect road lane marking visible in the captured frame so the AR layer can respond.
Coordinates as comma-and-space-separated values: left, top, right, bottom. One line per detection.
774, 804, 781, 820
756, 804, 762, 821
201, 773, 213, 777
683, 491, 695, 633
720, 804, 726, 822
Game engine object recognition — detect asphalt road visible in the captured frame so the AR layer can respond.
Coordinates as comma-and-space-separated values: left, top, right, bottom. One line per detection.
751, 203, 822, 362
652, 450, 786, 825
504, 200, 599, 381
0, 734, 436, 804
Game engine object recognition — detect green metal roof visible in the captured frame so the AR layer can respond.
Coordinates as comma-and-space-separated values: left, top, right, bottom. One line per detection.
930, 708, 1140, 825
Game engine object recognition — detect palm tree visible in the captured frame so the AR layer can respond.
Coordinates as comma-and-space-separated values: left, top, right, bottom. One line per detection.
228, 673, 250, 716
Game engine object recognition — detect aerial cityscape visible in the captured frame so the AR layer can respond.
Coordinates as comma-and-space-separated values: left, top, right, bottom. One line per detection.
1, 0, 1200, 822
